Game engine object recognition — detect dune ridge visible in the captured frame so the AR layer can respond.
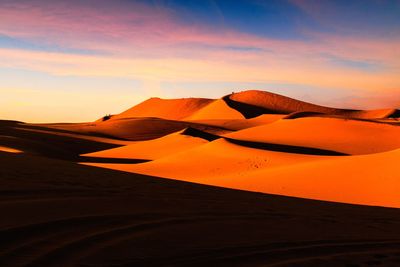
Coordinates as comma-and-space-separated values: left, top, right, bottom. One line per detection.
111, 97, 214, 120
227, 90, 400, 119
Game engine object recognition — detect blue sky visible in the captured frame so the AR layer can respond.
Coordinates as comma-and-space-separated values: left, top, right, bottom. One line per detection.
0, 0, 399, 122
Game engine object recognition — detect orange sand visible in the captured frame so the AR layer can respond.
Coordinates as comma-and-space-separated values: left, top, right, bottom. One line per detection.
185, 99, 244, 120
83, 130, 208, 160
225, 117, 400, 155
112, 97, 213, 120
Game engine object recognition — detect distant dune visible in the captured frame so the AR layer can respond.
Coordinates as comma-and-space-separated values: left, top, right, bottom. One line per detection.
227, 90, 399, 119
111, 97, 214, 120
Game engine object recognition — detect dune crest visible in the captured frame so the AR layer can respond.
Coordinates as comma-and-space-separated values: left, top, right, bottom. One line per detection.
112, 97, 214, 120
227, 90, 399, 119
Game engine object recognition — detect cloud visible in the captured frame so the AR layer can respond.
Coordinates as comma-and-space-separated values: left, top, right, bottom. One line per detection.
0, 0, 399, 96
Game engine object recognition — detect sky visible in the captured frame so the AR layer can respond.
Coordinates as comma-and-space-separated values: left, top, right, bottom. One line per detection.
0, 0, 399, 122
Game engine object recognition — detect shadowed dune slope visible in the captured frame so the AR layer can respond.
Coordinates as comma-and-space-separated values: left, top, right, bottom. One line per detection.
185, 99, 245, 120
0, 120, 128, 161
225, 117, 400, 155
227, 90, 399, 119
111, 97, 214, 120
227, 90, 340, 117
341, 108, 400, 119
40, 117, 231, 141
2, 152, 400, 266
83, 130, 208, 160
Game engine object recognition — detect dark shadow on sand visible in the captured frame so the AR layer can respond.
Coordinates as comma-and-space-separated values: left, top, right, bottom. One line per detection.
222, 95, 283, 119
225, 138, 348, 156
78, 156, 149, 164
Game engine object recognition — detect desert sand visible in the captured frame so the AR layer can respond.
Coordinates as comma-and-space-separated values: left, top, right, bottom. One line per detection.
1, 90, 400, 266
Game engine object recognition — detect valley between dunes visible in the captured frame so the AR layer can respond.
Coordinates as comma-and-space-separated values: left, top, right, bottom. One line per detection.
1, 90, 400, 266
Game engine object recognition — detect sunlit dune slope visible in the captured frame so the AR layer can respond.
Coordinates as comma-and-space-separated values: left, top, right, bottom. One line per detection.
111, 97, 214, 120
227, 90, 399, 119
210, 149, 400, 208
185, 99, 244, 120
0, 145, 23, 153
185, 114, 284, 131
85, 145, 400, 208
85, 138, 328, 180
222, 114, 285, 130
225, 117, 400, 155
83, 130, 208, 160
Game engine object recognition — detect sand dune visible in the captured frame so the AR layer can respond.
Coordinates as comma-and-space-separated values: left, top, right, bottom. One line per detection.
227, 90, 399, 119
226, 117, 400, 155
83, 130, 208, 160
85, 138, 330, 179
185, 99, 244, 120
227, 90, 341, 117
185, 114, 284, 131
111, 97, 213, 121
210, 148, 400, 208
41, 117, 230, 141
85, 144, 400, 208
0, 121, 127, 161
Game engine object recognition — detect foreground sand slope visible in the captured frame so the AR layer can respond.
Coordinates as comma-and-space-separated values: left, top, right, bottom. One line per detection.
212, 148, 400, 208
2, 151, 400, 266
86, 146, 400, 208
85, 138, 329, 178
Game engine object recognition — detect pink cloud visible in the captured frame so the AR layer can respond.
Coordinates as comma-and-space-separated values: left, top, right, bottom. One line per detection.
0, 0, 399, 96
0, 0, 399, 69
